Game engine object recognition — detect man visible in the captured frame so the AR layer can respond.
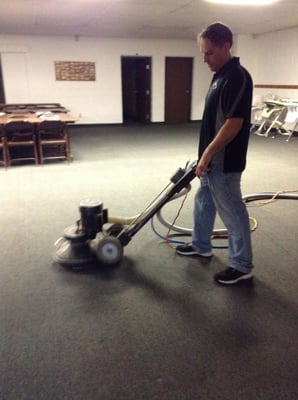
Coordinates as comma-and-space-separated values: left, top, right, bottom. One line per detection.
176, 22, 254, 285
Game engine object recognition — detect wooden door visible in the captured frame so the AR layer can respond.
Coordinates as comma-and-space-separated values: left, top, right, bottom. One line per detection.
165, 57, 193, 123
121, 57, 151, 123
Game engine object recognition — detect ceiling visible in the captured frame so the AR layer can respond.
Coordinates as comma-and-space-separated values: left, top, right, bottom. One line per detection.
0, 0, 297, 40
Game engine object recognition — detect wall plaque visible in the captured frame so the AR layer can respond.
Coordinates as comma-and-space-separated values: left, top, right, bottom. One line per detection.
55, 61, 96, 81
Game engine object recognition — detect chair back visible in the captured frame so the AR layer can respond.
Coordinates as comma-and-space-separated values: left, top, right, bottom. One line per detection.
5, 121, 35, 142
276, 106, 288, 124
37, 121, 67, 139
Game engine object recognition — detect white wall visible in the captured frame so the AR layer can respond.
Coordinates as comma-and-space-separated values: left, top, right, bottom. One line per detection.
0, 27, 297, 124
236, 26, 298, 101
0, 35, 210, 124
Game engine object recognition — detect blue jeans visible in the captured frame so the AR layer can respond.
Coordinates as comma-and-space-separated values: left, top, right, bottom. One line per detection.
192, 171, 253, 273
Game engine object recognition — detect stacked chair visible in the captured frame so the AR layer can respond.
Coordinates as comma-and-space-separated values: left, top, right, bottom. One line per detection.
36, 120, 72, 164
5, 121, 39, 166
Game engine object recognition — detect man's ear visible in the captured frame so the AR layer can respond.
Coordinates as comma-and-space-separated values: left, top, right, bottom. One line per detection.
223, 42, 231, 52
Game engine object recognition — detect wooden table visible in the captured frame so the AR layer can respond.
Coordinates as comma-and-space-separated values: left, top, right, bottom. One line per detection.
0, 112, 77, 125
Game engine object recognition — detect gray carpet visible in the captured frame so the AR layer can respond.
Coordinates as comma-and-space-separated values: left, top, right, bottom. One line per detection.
0, 123, 297, 400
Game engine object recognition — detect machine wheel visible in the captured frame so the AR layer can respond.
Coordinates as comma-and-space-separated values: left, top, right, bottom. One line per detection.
96, 236, 123, 265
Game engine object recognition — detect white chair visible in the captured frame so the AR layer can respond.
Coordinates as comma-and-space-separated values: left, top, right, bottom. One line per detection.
283, 103, 298, 141
255, 100, 288, 138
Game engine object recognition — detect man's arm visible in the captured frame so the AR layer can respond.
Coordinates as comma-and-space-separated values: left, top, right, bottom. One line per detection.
196, 117, 243, 178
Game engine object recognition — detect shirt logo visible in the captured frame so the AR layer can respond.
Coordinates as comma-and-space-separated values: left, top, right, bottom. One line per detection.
211, 82, 217, 90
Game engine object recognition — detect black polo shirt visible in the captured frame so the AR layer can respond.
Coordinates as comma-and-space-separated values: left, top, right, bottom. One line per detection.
199, 57, 253, 173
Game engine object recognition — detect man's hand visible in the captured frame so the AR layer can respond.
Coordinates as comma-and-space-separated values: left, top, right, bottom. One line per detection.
196, 150, 212, 178
196, 118, 244, 178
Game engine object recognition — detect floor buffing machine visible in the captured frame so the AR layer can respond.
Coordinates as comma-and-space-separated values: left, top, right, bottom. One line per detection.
54, 161, 197, 267
53, 160, 298, 268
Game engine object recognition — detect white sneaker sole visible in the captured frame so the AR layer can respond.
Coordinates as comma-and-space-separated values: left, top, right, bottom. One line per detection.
216, 272, 254, 285
176, 250, 213, 258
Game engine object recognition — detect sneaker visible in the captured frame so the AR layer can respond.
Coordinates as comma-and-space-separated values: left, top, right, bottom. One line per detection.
214, 267, 253, 285
176, 244, 213, 258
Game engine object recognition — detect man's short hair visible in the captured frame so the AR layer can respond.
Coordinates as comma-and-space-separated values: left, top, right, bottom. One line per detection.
200, 22, 233, 47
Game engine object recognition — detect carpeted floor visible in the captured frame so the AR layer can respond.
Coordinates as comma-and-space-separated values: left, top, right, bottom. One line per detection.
0, 123, 297, 400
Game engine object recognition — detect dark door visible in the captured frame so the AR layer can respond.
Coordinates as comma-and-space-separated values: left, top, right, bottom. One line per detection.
121, 57, 151, 123
165, 57, 193, 123
0, 56, 5, 103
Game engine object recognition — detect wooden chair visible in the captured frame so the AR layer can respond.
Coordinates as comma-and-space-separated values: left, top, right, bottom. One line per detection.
5, 121, 38, 166
0, 127, 8, 168
36, 120, 72, 164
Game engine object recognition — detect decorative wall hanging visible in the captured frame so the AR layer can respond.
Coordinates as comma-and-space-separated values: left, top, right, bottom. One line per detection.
55, 61, 96, 81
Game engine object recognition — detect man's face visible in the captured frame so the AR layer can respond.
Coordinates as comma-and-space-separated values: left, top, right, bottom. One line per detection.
199, 37, 231, 72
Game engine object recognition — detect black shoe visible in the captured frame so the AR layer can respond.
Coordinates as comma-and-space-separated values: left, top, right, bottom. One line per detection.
214, 267, 253, 285
176, 244, 213, 258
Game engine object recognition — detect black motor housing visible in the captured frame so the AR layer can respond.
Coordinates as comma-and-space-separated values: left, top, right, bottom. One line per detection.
79, 199, 108, 239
